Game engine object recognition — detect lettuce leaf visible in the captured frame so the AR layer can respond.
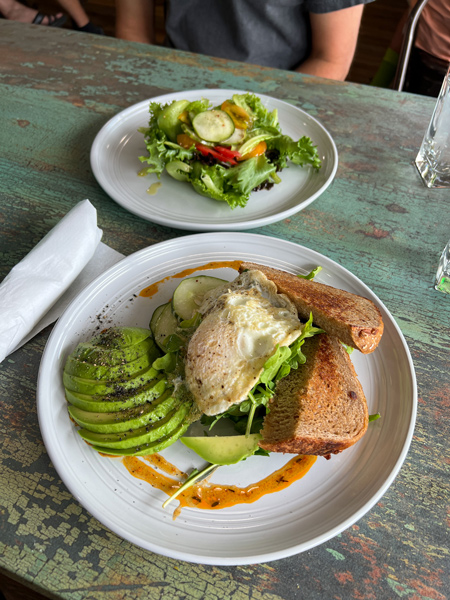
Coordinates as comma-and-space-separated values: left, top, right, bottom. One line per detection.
189, 162, 247, 209
267, 134, 321, 170
139, 131, 195, 176
232, 93, 281, 131
224, 154, 277, 196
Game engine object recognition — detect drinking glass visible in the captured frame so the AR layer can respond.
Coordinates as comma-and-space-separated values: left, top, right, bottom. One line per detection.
415, 62, 450, 188
434, 240, 450, 294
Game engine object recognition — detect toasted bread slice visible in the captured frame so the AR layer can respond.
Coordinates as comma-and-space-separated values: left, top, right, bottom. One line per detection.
259, 333, 368, 456
239, 262, 383, 353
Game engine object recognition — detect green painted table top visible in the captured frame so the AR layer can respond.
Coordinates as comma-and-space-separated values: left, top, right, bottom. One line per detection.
0, 20, 449, 600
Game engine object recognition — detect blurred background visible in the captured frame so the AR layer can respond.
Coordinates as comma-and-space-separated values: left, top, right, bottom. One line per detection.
32, 0, 409, 86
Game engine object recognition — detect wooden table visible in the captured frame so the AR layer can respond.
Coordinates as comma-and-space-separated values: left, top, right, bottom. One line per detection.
1, 20, 449, 600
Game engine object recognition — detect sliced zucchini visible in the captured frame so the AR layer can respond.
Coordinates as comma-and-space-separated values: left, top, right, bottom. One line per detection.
172, 276, 227, 320
152, 302, 179, 350
192, 110, 235, 143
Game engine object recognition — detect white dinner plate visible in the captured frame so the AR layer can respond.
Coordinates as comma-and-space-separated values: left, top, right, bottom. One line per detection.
90, 89, 338, 231
37, 233, 416, 565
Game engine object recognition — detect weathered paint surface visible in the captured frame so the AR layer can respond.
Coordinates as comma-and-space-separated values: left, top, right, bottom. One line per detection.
0, 20, 449, 600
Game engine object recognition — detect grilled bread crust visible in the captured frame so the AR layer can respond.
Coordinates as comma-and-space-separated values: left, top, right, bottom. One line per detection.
239, 262, 383, 353
259, 334, 368, 456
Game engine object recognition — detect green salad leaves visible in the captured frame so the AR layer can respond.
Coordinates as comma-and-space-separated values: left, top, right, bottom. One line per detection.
139, 92, 321, 209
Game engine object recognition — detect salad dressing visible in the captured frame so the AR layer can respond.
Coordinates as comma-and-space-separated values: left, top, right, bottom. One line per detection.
139, 260, 242, 299
146, 182, 162, 195
122, 453, 316, 519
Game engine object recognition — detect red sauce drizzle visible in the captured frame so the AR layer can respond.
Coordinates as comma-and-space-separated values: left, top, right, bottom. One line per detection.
139, 260, 243, 298
123, 454, 316, 519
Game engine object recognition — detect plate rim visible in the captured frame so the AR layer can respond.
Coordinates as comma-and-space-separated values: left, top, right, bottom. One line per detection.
37, 232, 417, 565
90, 88, 338, 231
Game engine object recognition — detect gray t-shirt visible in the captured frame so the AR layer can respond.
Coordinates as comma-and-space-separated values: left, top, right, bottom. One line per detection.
165, 0, 372, 70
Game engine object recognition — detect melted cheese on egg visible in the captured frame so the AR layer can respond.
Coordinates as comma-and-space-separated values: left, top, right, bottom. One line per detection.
185, 270, 303, 416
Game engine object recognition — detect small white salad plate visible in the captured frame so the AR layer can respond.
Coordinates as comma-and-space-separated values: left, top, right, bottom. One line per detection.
37, 233, 416, 565
90, 89, 338, 231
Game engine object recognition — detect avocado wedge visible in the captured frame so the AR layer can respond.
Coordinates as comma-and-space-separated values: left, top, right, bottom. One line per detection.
91, 421, 190, 456
63, 326, 194, 457
68, 390, 179, 433
64, 350, 155, 381
181, 434, 262, 465
70, 336, 156, 367
89, 326, 152, 349
78, 401, 191, 449
63, 364, 159, 397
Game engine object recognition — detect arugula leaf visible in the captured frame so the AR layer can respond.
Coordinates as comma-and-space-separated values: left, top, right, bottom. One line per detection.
298, 266, 322, 280
153, 352, 177, 373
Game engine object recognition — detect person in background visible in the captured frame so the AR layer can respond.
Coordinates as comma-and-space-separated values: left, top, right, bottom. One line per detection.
115, 0, 374, 82
57, 0, 104, 33
0, 0, 104, 34
405, 0, 449, 96
371, 0, 450, 97
0, 0, 66, 25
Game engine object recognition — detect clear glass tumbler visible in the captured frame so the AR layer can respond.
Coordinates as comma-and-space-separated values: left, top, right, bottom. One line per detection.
434, 240, 450, 294
415, 62, 450, 188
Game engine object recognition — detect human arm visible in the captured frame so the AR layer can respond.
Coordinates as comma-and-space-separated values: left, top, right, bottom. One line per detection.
296, 4, 365, 81
115, 0, 155, 44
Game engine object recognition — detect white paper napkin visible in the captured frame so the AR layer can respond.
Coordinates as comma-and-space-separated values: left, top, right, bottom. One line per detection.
0, 200, 124, 362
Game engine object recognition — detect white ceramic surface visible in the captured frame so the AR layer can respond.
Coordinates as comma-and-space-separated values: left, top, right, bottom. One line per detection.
90, 90, 338, 231
37, 233, 417, 565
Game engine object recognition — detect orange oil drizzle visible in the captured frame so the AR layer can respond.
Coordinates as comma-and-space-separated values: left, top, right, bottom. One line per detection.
139, 260, 243, 299
122, 453, 316, 519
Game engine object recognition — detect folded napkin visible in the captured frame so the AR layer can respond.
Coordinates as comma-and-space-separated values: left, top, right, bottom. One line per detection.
0, 200, 124, 363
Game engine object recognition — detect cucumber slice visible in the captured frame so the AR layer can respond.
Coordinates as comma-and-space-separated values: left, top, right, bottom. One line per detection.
172, 276, 227, 320
165, 160, 192, 182
181, 123, 214, 146
152, 302, 179, 350
192, 110, 235, 143
150, 303, 166, 337
220, 127, 246, 147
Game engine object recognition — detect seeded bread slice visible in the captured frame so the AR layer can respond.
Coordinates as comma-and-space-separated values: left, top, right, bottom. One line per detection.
239, 262, 383, 353
259, 333, 368, 456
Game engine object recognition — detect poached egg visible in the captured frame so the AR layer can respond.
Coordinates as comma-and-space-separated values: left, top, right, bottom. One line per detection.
185, 270, 303, 416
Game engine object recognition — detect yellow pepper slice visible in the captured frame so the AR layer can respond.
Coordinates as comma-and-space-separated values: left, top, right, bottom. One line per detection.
177, 111, 190, 124
221, 100, 252, 130
238, 140, 267, 161
176, 133, 196, 149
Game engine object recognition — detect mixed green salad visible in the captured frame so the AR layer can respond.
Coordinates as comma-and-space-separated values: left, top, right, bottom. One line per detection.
138, 93, 322, 209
